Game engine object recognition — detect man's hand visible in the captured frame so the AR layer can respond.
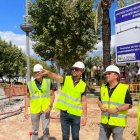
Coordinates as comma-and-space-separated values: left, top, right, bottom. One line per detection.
45, 106, 51, 114
107, 108, 118, 114
99, 105, 107, 112
98, 101, 107, 112
41, 69, 49, 75
81, 116, 87, 126
24, 111, 29, 120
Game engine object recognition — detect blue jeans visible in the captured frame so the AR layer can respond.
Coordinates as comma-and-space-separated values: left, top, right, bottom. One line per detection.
99, 123, 125, 140
60, 110, 80, 140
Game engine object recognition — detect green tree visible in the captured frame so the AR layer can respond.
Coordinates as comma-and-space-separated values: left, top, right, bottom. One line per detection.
0, 38, 52, 82
84, 57, 93, 80
84, 56, 103, 81
0, 39, 26, 82
29, 0, 98, 71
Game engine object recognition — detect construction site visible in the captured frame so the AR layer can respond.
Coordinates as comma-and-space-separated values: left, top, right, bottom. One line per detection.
0, 84, 138, 140
1, 0, 140, 140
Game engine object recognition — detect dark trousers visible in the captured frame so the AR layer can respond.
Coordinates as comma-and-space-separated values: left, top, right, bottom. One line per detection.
60, 110, 80, 140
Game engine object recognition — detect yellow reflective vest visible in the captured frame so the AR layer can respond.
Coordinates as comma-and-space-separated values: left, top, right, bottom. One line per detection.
138, 94, 140, 140
100, 83, 129, 127
55, 76, 86, 116
27, 78, 51, 114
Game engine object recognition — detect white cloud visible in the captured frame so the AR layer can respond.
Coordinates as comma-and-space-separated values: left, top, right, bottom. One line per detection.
0, 31, 116, 59
88, 35, 116, 57
0, 31, 36, 57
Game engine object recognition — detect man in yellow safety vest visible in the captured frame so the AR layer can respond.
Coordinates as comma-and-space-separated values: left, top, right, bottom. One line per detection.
24, 64, 55, 140
42, 61, 87, 140
137, 68, 140, 140
98, 65, 132, 140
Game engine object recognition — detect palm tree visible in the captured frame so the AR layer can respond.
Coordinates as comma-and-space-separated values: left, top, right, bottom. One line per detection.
84, 56, 104, 84
101, 0, 112, 69
95, 0, 125, 69
84, 57, 93, 81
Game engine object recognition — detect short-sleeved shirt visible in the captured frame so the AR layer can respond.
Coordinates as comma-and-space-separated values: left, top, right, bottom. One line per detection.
62, 76, 87, 96
99, 83, 133, 105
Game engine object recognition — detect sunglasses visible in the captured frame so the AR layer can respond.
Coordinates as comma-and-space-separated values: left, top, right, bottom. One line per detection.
105, 72, 118, 76
72, 68, 81, 72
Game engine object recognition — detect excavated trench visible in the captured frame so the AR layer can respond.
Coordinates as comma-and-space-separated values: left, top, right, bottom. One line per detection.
0, 96, 24, 120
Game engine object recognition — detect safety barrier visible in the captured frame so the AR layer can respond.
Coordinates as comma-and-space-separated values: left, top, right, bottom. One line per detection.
128, 84, 140, 94
4, 85, 27, 97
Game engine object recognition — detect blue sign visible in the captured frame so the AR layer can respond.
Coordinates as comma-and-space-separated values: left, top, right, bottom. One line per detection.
115, 2, 140, 24
116, 42, 140, 63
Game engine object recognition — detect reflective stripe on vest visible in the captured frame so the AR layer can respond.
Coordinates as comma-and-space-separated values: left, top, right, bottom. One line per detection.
60, 92, 81, 102
102, 112, 127, 118
57, 99, 82, 110
55, 76, 86, 116
100, 83, 128, 127
102, 101, 123, 106
29, 79, 50, 100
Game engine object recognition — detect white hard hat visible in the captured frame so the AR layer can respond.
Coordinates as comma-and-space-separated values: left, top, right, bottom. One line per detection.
105, 65, 120, 74
72, 61, 85, 70
33, 64, 43, 72
137, 68, 140, 75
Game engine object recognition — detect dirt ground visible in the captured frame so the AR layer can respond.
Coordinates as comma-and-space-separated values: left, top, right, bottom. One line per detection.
0, 97, 138, 140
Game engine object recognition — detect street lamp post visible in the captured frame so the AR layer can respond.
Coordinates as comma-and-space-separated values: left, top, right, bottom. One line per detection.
93, 65, 103, 85
20, 0, 33, 82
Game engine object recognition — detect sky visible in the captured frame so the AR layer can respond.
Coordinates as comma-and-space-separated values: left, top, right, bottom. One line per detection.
0, 0, 36, 56
0, 0, 118, 58
0, 0, 25, 34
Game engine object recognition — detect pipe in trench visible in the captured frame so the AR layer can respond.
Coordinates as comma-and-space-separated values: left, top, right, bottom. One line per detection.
0, 106, 24, 120
0, 106, 60, 120
0, 95, 24, 100
0, 106, 24, 116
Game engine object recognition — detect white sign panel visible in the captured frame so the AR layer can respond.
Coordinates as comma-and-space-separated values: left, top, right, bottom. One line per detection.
115, 2, 140, 63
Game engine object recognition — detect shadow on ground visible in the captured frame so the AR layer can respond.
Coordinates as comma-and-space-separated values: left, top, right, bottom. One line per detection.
39, 136, 57, 140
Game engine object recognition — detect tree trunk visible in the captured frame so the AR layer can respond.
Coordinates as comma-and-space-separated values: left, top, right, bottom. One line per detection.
101, 0, 111, 69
